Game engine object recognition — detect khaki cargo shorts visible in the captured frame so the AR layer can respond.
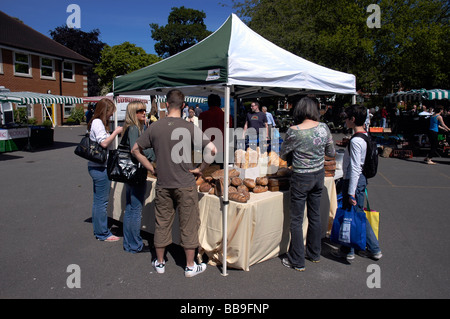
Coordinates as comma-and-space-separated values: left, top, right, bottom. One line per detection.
154, 186, 200, 249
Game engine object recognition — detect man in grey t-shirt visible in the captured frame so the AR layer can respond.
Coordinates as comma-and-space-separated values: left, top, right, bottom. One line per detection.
132, 89, 216, 277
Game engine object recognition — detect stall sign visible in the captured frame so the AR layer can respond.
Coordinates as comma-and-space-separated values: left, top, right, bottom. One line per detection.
0, 128, 29, 140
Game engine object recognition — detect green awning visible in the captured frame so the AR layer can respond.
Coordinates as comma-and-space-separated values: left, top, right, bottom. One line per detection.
114, 16, 231, 94
0, 91, 83, 105
385, 89, 449, 103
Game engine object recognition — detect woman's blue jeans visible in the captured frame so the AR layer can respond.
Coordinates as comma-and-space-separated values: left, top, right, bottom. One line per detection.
341, 176, 381, 255
123, 182, 146, 253
88, 166, 112, 240
287, 170, 324, 268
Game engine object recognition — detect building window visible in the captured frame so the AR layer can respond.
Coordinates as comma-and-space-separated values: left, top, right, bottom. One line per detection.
14, 52, 32, 77
64, 103, 74, 118
63, 62, 75, 81
40, 57, 55, 79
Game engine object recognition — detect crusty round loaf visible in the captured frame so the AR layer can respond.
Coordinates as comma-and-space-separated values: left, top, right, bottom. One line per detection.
199, 182, 212, 192
256, 176, 268, 186
243, 178, 256, 189
231, 177, 243, 186
253, 185, 268, 193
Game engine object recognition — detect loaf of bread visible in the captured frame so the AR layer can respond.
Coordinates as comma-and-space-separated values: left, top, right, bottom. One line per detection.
231, 177, 243, 187
211, 168, 240, 180
243, 178, 256, 189
211, 169, 225, 180
324, 160, 336, 166
202, 165, 221, 178
237, 184, 249, 193
247, 147, 259, 168
256, 176, 269, 186
229, 192, 249, 203
253, 185, 268, 193
278, 157, 288, 168
324, 156, 336, 177
229, 186, 238, 193
268, 151, 279, 166
229, 169, 240, 177
199, 182, 212, 192
240, 189, 251, 202
235, 149, 246, 168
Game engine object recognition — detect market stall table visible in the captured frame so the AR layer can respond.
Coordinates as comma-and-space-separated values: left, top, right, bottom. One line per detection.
108, 175, 338, 271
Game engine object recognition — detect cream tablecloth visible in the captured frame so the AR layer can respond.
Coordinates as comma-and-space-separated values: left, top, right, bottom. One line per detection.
108, 176, 337, 271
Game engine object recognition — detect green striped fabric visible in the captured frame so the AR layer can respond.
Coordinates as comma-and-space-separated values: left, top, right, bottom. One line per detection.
0, 91, 83, 104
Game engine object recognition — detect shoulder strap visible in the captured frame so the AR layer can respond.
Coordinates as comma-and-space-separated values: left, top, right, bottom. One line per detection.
365, 188, 371, 211
118, 127, 130, 148
351, 132, 369, 143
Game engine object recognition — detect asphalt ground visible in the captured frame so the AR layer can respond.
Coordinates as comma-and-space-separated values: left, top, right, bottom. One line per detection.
1, 125, 449, 304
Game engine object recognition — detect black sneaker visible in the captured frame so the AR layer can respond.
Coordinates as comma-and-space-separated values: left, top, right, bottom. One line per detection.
281, 257, 305, 272
358, 250, 383, 260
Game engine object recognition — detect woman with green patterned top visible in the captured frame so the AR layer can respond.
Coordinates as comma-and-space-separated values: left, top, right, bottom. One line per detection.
280, 97, 335, 271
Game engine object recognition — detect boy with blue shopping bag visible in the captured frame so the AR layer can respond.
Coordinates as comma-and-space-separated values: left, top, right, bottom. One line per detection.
331, 104, 382, 261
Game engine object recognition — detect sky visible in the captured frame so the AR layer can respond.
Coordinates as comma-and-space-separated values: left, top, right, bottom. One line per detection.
0, 0, 237, 55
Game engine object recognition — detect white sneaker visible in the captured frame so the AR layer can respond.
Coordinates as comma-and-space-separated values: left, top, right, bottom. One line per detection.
152, 259, 165, 274
184, 263, 207, 278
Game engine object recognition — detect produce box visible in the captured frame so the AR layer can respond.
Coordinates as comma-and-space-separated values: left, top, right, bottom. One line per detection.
370, 127, 383, 133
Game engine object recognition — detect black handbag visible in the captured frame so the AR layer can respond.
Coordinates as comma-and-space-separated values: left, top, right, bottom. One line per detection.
74, 134, 107, 164
106, 129, 147, 185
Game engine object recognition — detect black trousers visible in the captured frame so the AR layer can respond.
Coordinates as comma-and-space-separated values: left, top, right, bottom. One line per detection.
427, 130, 438, 159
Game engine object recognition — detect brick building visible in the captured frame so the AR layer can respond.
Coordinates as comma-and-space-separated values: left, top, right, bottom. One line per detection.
0, 11, 92, 125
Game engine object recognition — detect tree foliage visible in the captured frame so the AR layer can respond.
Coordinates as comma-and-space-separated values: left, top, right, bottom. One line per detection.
150, 6, 212, 58
231, 0, 449, 94
50, 26, 106, 95
94, 42, 161, 92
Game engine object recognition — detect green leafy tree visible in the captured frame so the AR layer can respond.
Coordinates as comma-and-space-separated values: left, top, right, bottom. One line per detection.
232, 0, 449, 94
95, 42, 161, 92
50, 26, 105, 96
150, 6, 212, 58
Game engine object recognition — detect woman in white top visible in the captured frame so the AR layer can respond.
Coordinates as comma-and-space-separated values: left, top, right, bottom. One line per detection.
87, 98, 123, 242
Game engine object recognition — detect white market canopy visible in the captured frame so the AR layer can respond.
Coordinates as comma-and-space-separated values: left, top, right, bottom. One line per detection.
113, 13, 356, 98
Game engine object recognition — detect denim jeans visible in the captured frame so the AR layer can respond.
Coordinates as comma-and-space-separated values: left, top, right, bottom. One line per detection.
123, 182, 146, 253
341, 176, 381, 255
287, 170, 324, 268
88, 166, 112, 240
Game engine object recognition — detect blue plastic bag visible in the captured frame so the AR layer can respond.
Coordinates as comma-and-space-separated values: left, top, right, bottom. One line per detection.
330, 204, 367, 250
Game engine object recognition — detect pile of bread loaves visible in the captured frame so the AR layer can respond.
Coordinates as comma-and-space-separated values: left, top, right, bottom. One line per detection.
196, 165, 293, 203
